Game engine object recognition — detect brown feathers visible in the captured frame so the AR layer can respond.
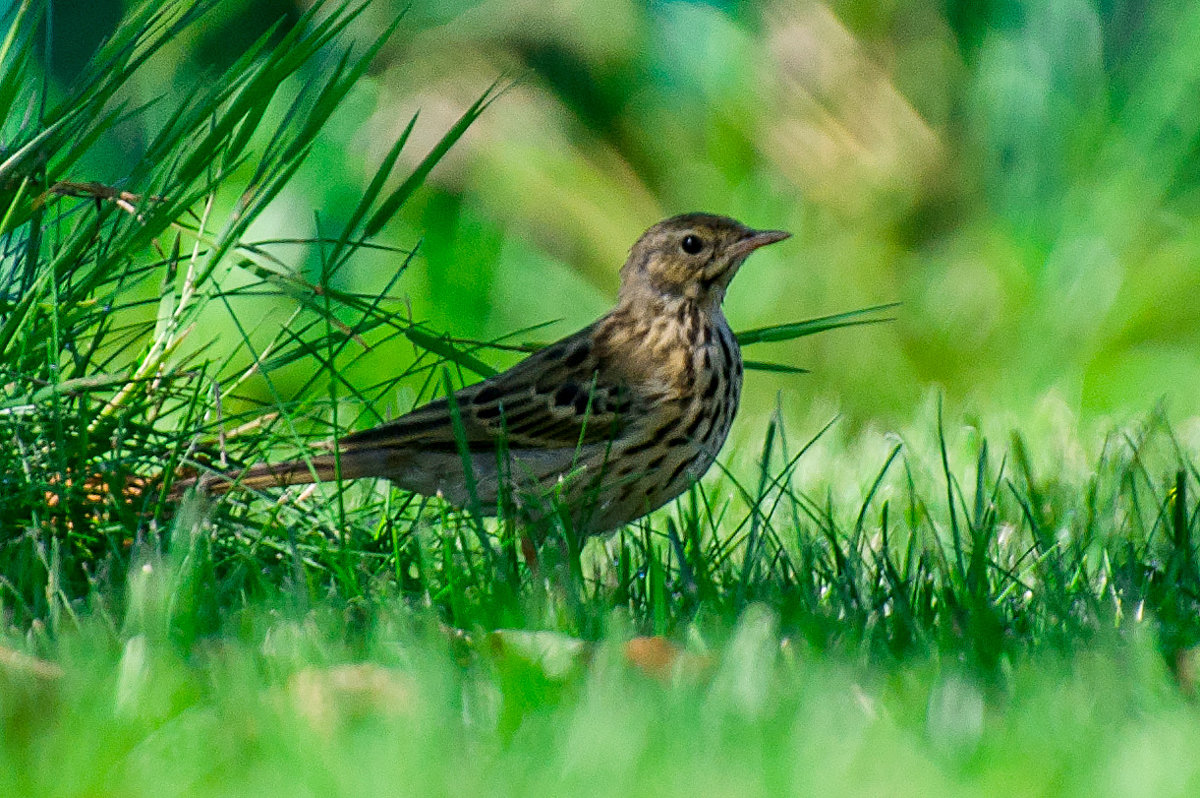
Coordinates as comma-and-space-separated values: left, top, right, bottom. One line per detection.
175, 214, 790, 537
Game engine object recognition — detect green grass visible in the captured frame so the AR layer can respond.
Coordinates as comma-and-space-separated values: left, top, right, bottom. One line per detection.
5, 1, 1200, 794
3, 590, 1199, 796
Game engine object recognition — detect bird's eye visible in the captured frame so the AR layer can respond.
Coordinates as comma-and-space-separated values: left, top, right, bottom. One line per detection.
681, 234, 704, 254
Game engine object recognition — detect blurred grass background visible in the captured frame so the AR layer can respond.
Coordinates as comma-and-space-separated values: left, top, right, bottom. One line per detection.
45, 0, 1200, 433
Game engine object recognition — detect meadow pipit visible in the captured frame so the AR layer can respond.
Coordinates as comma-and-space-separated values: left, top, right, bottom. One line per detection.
179, 213, 789, 537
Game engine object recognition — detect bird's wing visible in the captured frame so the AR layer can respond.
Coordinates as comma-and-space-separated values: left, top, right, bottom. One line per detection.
338, 326, 637, 454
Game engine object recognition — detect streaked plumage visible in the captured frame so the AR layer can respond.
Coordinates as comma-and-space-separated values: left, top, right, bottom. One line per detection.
178, 213, 789, 537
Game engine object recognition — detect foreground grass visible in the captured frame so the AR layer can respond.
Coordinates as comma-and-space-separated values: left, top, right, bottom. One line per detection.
4, 405, 1200, 794
2, 586, 1199, 797
10, 400, 1200, 665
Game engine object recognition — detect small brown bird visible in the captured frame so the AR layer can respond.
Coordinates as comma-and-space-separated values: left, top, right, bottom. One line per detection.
180, 214, 789, 538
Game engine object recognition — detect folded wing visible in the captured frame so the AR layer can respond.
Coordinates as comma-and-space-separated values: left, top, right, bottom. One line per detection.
338, 326, 636, 456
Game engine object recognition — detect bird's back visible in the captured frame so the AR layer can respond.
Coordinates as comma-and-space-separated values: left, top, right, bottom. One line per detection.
324, 297, 741, 536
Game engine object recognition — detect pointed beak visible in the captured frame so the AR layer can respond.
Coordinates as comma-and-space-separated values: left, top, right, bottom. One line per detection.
730, 228, 791, 260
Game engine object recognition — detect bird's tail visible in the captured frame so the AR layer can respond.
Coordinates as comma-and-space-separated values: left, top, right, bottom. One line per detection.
168, 451, 383, 500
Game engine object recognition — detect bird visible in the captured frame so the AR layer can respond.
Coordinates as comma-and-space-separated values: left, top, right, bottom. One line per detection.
175, 213, 790, 539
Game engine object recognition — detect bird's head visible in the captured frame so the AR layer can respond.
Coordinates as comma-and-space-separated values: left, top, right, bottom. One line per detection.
619, 213, 790, 309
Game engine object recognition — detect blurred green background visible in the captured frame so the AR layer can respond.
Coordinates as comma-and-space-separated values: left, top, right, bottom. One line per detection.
45, 0, 1200, 432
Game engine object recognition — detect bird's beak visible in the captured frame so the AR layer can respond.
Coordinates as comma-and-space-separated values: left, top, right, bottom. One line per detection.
730, 228, 791, 260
